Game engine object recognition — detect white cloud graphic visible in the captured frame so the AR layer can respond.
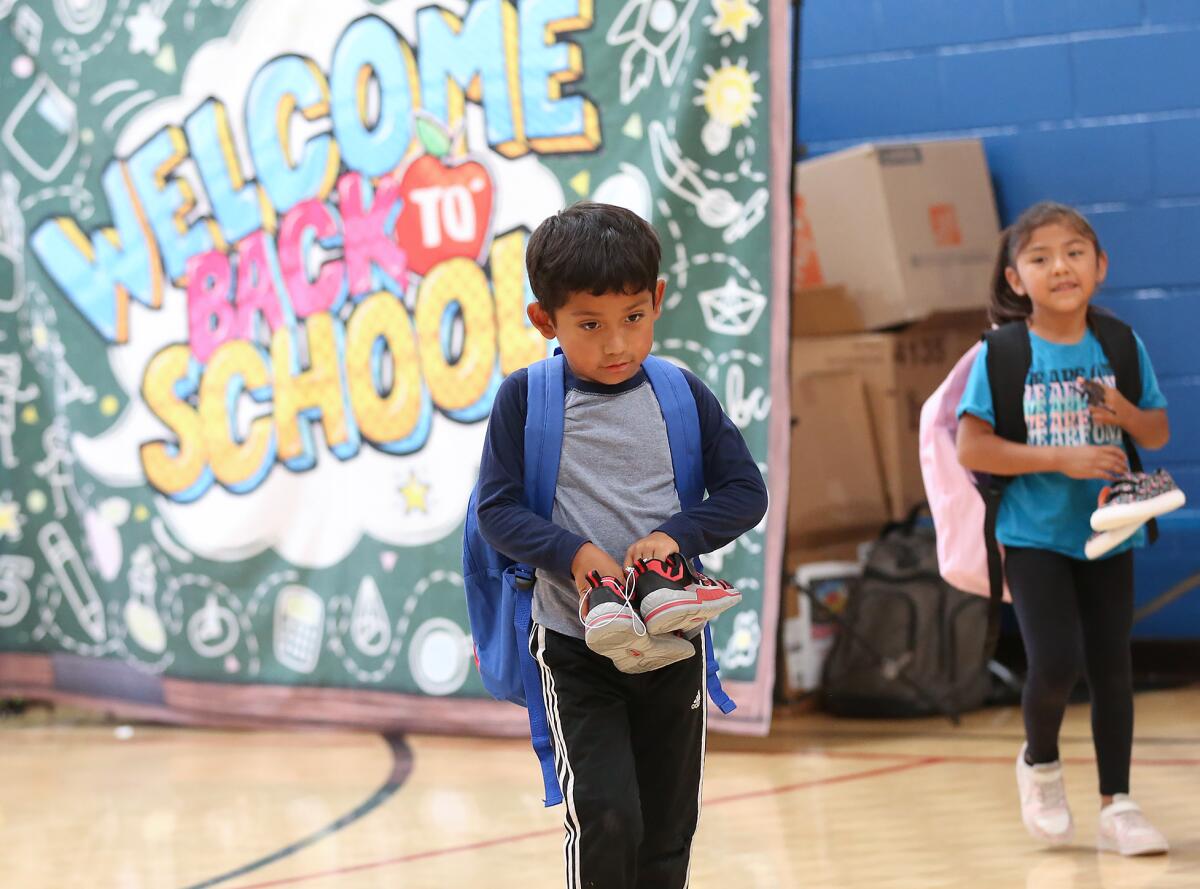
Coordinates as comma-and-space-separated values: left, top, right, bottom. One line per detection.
72, 0, 564, 568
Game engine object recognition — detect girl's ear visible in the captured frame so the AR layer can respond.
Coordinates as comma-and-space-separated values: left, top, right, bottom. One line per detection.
1004, 265, 1027, 296
1095, 250, 1108, 286
526, 301, 557, 340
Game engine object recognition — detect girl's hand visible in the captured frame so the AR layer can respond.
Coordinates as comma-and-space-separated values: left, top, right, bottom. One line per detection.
1078, 377, 1133, 430
1056, 445, 1129, 480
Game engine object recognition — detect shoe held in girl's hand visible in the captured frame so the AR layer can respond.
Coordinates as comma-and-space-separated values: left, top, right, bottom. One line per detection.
1091, 469, 1185, 532
1085, 518, 1146, 560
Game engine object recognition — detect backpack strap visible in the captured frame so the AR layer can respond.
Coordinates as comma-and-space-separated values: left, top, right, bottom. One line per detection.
984, 322, 1032, 445
525, 355, 566, 517
642, 355, 736, 715
979, 322, 1033, 657
520, 355, 565, 806
1089, 311, 1157, 543
643, 356, 704, 504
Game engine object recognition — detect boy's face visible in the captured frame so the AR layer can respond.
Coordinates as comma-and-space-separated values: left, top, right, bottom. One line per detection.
527, 280, 665, 385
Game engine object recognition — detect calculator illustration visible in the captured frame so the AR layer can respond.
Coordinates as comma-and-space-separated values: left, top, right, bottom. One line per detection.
273, 585, 324, 674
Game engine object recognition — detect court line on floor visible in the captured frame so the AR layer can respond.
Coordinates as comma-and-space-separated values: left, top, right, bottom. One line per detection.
223, 758, 942, 888
704, 756, 944, 806
778, 749, 1200, 767
184, 734, 413, 889
749, 729, 1200, 748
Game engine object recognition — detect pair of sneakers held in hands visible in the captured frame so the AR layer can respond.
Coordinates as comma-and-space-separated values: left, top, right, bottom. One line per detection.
1086, 469, 1186, 560
1078, 377, 1186, 559
578, 552, 741, 674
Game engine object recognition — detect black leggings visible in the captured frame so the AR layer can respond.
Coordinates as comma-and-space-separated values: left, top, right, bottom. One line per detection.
1005, 547, 1135, 797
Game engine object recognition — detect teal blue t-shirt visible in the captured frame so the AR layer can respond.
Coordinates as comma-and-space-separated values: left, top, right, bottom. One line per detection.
957, 328, 1167, 560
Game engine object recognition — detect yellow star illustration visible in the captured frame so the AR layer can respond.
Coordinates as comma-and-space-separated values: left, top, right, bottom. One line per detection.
400, 473, 429, 514
711, 0, 761, 43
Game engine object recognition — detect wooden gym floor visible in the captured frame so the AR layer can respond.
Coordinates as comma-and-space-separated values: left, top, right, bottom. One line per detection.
1, 685, 1197, 888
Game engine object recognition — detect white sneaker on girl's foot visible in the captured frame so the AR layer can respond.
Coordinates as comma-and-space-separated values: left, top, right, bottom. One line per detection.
1016, 744, 1074, 845
1097, 795, 1169, 856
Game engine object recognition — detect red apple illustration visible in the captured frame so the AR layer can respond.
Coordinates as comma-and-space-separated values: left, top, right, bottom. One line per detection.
393, 114, 495, 276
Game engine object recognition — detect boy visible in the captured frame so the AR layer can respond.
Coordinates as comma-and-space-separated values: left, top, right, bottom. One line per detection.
475, 202, 768, 888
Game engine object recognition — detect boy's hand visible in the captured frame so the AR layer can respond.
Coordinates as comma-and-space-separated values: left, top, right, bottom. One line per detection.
1078, 377, 1133, 430
1055, 445, 1128, 480
624, 531, 679, 570
571, 543, 625, 615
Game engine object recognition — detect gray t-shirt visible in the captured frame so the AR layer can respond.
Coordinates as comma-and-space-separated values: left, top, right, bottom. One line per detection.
533, 380, 680, 639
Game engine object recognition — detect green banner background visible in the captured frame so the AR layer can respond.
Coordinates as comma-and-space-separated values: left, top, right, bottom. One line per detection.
0, 0, 787, 735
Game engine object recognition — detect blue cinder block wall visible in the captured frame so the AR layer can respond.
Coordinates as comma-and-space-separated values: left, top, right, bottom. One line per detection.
798, 0, 1200, 638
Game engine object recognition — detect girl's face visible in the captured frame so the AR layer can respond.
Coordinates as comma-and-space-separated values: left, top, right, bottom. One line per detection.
1006, 221, 1108, 319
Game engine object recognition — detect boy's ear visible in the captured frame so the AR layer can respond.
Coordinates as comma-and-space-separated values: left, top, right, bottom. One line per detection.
1004, 266, 1027, 296
651, 279, 666, 316
526, 301, 557, 340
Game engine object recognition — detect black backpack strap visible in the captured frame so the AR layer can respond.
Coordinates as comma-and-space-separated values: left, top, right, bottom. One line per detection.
977, 322, 1033, 656
979, 480, 1006, 657
1089, 310, 1158, 544
984, 322, 1032, 445
1089, 309, 1142, 406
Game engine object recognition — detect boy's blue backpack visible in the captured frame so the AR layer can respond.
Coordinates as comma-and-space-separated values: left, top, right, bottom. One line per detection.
462, 352, 736, 807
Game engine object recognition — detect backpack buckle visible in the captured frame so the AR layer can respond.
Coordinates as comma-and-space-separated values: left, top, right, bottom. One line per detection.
513, 566, 535, 589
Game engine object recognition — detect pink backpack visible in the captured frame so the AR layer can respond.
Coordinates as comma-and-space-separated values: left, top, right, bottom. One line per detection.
918, 342, 1010, 602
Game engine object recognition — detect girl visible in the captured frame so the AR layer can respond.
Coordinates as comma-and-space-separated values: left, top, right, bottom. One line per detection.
956, 202, 1173, 856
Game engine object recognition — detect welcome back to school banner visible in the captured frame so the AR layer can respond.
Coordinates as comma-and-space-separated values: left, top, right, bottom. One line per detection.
0, 0, 790, 736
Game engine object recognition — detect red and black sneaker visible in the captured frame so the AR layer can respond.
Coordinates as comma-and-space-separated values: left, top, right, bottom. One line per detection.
634, 553, 742, 636
579, 570, 694, 673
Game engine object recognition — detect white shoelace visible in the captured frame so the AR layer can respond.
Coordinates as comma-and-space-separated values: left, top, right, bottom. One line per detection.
579, 567, 646, 637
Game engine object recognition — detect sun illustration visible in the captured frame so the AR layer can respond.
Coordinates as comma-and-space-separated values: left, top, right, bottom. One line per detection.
695, 58, 761, 128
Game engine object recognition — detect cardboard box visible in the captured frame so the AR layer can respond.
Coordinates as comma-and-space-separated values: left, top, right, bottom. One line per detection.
787, 370, 890, 543
790, 284, 867, 338
793, 139, 1000, 332
791, 311, 985, 522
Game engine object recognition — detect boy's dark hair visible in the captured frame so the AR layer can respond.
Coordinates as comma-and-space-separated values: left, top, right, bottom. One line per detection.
525, 202, 661, 315
990, 201, 1104, 326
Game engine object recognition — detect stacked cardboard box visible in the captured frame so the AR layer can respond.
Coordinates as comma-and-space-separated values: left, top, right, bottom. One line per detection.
787, 138, 999, 544
780, 139, 1001, 701
789, 311, 987, 533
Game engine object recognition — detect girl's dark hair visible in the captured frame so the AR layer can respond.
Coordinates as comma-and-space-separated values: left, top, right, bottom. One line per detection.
525, 202, 661, 316
989, 201, 1104, 326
